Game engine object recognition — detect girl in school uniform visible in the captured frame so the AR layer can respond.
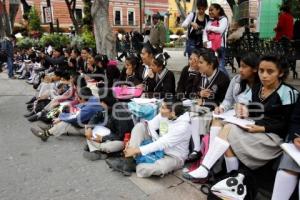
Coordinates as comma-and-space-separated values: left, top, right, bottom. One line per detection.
188, 49, 230, 160
138, 42, 159, 90
119, 55, 142, 86
176, 49, 202, 100
146, 52, 176, 98
272, 97, 300, 200
206, 52, 260, 155
185, 54, 299, 182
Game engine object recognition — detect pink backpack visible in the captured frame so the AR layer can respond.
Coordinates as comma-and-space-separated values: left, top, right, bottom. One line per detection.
112, 86, 143, 100
188, 134, 210, 172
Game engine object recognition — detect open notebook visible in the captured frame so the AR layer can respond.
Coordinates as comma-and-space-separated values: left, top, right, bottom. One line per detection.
213, 109, 255, 129
280, 143, 300, 166
92, 125, 111, 138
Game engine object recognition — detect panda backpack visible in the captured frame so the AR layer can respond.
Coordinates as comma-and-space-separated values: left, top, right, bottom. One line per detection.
204, 170, 257, 200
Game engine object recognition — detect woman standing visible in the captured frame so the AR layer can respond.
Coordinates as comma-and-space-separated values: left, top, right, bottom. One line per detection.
203, 3, 228, 76
182, 0, 209, 57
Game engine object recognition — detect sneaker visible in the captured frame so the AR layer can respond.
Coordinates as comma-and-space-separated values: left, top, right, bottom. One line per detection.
106, 157, 136, 176
30, 127, 50, 142
83, 151, 108, 161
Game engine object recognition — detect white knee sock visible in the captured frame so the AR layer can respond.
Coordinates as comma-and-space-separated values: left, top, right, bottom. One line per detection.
271, 170, 298, 200
189, 137, 229, 178
209, 126, 221, 148
224, 156, 239, 173
191, 118, 201, 151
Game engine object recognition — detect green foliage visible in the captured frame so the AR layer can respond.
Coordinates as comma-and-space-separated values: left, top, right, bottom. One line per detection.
28, 7, 41, 31
81, 28, 96, 49
16, 37, 39, 49
70, 35, 84, 49
40, 34, 71, 49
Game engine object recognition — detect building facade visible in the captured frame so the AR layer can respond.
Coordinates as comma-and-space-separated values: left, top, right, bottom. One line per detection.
14, 0, 169, 33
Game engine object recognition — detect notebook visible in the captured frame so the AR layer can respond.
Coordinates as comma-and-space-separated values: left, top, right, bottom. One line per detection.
213, 109, 255, 129
92, 125, 111, 139
280, 143, 300, 166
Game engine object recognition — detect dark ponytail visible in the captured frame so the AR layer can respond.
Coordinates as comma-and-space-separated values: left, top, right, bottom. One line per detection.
153, 52, 170, 68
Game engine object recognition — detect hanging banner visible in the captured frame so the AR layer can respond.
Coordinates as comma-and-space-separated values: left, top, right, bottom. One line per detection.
43, 7, 52, 23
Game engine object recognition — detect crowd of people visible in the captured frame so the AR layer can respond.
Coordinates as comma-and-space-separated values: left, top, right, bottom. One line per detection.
0, 1, 299, 199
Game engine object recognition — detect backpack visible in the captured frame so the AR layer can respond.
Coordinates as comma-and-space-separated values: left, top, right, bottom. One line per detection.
202, 170, 257, 200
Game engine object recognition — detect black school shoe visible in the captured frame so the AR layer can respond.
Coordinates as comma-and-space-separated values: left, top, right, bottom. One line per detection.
24, 111, 35, 118
83, 151, 108, 161
25, 97, 37, 104
106, 157, 136, 176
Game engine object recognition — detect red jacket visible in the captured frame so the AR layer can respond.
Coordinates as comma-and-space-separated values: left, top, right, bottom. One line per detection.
274, 12, 294, 41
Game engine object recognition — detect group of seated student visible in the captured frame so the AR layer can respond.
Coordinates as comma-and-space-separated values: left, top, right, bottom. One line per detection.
18, 41, 299, 199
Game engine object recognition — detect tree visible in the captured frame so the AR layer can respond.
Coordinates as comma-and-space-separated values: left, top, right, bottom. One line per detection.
20, 0, 31, 17
28, 7, 41, 32
0, 0, 20, 39
65, 0, 80, 34
91, 0, 116, 59
83, 0, 93, 31
175, 0, 187, 21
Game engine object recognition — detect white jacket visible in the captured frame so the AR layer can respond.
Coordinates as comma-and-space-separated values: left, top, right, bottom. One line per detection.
203, 17, 228, 47
139, 112, 192, 163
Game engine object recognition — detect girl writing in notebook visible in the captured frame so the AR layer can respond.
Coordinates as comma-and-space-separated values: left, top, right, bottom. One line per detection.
184, 54, 298, 182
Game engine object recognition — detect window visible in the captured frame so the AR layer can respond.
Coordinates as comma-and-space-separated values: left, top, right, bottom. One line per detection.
114, 9, 121, 25
75, 8, 83, 23
128, 10, 134, 26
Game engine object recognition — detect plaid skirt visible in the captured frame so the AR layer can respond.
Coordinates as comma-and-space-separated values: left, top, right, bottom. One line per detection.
227, 124, 283, 170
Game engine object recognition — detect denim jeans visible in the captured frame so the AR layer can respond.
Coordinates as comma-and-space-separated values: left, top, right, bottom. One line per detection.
218, 47, 229, 77
186, 39, 202, 58
7, 56, 13, 78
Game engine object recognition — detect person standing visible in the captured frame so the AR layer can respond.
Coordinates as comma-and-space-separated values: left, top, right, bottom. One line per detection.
274, 4, 294, 41
1, 35, 16, 79
182, 0, 209, 57
203, 3, 228, 76
149, 14, 166, 52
